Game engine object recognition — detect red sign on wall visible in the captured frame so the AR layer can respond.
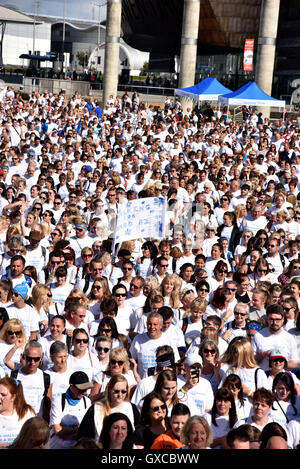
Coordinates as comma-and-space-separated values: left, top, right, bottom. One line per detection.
243, 39, 254, 71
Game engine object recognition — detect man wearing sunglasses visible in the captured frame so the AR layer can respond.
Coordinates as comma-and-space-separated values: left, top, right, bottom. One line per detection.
10, 341, 51, 420
69, 221, 94, 265
38, 249, 66, 285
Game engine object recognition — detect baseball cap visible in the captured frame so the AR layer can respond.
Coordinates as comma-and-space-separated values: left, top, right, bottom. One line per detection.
69, 371, 93, 390
269, 348, 287, 361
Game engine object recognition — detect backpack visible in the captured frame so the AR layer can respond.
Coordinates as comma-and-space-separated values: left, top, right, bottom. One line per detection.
263, 252, 286, 269
11, 368, 50, 400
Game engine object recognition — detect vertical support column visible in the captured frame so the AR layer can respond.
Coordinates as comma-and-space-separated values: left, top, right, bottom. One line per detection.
255, 0, 281, 118
178, 0, 200, 112
103, 0, 122, 106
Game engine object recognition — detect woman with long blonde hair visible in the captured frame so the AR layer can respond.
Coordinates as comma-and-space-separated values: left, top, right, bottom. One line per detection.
89, 346, 140, 402
159, 273, 182, 310
219, 337, 269, 398
30, 284, 52, 335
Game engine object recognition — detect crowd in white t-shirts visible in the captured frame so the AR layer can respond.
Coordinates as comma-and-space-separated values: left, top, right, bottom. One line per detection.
0, 87, 300, 449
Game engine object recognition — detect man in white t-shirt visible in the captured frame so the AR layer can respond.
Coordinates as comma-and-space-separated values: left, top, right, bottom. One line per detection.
239, 204, 268, 236
130, 312, 180, 378
251, 304, 298, 371
7, 282, 39, 341
11, 341, 49, 417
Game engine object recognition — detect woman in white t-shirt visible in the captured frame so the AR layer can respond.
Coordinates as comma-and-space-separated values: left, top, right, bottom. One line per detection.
204, 387, 238, 449
89, 346, 139, 402
49, 266, 73, 309
219, 337, 269, 397
67, 329, 101, 383
222, 373, 253, 421
0, 376, 36, 448
0, 319, 26, 376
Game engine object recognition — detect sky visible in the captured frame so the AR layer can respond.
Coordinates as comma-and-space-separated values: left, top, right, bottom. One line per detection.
0, 0, 107, 22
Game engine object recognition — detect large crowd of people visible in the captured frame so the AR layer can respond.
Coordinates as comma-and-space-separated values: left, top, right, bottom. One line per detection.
0, 85, 299, 450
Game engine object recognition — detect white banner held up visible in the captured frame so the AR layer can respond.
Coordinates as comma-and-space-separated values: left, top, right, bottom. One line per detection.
113, 197, 167, 247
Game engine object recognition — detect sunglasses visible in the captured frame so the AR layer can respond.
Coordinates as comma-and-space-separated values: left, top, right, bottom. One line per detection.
114, 293, 126, 297
112, 389, 127, 395
110, 359, 124, 366
234, 312, 247, 317
130, 284, 140, 289
198, 288, 209, 293
92, 285, 102, 290
226, 288, 236, 292
96, 346, 110, 353
218, 270, 228, 274
25, 356, 41, 362
203, 349, 216, 354
151, 404, 167, 412
75, 338, 89, 344
7, 330, 22, 336
271, 357, 285, 363
99, 328, 111, 333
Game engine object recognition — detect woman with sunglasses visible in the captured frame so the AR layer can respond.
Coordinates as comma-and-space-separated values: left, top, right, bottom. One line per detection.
278, 258, 300, 287
264, 349, 300, 395
209, 260, 230, 291
90, 346, 140, 402
67, 328, 100, 384
94, 317, 124, 350
220, 303, 250, 344
0, 376, 36, 448
112, 284, 134, 337
133, 391, 168, 449
87, 278, 112, 321
92, 336, 112, 374
198, 339, 221, 394
219, 337, 269, 398
77, 375, 140, 442
0, 319, 26, 376
282, 296, 299, 332
249, 258, 275, 288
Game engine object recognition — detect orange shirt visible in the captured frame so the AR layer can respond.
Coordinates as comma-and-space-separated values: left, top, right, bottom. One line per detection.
150, 431, 184, 450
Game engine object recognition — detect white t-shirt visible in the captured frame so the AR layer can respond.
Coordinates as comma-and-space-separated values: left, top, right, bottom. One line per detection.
251, 328, 299, 371
219, 365, 269, 393
13, 368, 46, 416
0, 342, 23, 376
0, 409, 36, 447
130, 333, 180, 378
178, 377, 214, 416
204, 413, 231, 448
45, 367, 74, 400
269, 396, 300, 427
7, 304, 39, 340
49, 393, 92, 449
67, 350, 101, 382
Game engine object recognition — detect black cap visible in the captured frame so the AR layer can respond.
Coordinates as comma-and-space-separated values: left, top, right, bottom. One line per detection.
69, 371, 93, 390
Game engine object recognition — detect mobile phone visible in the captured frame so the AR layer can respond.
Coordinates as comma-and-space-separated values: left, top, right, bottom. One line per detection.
191, 367, 200, 381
